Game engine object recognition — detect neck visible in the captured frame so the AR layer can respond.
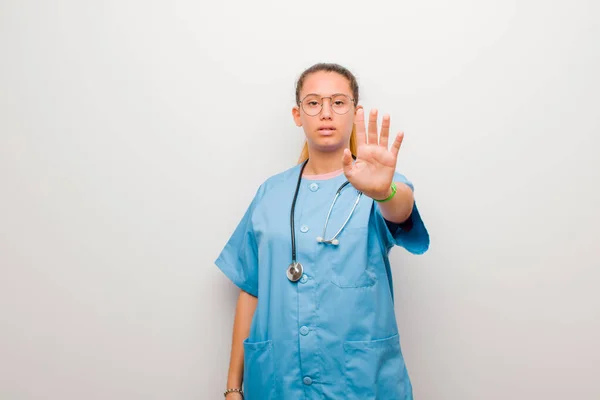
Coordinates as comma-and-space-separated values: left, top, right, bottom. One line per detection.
304, 147, 346, 175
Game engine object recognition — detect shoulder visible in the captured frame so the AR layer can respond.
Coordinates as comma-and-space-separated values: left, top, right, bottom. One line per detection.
252, 163, 303, 205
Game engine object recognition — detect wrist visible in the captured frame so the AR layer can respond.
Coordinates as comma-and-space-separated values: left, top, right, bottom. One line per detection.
371, 182, 397, 202
224, 388, 244, 399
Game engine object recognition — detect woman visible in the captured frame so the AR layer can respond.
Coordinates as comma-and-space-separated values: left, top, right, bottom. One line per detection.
216, 63, 429, 399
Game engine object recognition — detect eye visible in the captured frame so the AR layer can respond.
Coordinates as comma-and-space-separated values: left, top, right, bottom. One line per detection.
333, 100, 345, 106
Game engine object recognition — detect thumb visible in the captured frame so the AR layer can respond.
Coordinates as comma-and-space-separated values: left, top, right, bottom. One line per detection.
342, 148, 353, 177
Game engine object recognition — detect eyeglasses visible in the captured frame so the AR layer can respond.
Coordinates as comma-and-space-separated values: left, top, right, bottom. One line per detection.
299, 93, 356, 116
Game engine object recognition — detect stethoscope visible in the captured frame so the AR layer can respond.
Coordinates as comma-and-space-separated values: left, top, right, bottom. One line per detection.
287, 158, 363, 282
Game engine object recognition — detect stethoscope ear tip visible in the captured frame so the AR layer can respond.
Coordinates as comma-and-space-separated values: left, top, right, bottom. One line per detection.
316, 237, 340, 246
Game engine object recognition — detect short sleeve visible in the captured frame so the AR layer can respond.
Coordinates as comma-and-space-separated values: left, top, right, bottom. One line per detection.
374, 172, 430, 254
214, 185, 264, 297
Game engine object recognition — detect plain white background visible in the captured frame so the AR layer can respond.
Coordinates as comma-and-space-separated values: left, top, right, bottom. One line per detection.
1, 0, 598, 399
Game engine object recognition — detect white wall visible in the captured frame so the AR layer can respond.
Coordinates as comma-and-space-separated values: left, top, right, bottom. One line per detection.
1, 0, 598, 399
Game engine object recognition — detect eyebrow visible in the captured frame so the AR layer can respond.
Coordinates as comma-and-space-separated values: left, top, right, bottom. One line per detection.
303, 92, 351, 98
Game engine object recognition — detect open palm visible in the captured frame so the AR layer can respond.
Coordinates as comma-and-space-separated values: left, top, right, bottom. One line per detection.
342, 108, 404, 199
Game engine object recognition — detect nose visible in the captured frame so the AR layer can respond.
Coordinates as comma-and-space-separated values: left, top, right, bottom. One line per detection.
319, 98, 333, 120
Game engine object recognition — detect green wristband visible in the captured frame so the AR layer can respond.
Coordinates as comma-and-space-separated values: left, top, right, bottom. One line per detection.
374, 182, 397, 203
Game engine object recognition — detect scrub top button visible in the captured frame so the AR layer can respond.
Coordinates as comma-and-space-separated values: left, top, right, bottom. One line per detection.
303, 376, 313, 385
300, 326, 309, 336
300, 225, 309, 233
309, 183, 319, 192
300, 274, 308, 283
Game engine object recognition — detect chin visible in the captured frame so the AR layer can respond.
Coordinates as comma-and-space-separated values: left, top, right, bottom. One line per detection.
309, 139, 346, 153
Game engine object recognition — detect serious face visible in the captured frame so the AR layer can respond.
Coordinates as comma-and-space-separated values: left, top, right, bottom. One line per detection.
292, 71, 358, 153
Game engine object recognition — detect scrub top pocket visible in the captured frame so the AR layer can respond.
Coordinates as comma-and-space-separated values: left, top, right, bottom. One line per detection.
343, 334, 411, 400
328, 227, 377, 288
243, 338, 276, 400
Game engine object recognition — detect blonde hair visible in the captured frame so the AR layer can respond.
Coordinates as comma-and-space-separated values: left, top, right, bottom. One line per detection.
294, 63, 360, 164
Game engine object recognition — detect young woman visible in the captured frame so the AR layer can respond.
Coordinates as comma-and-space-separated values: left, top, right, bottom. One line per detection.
216, 63, 429, 400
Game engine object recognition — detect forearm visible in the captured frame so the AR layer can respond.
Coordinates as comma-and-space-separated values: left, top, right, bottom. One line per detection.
373, 181, 414, 224
226, 289, 258, 391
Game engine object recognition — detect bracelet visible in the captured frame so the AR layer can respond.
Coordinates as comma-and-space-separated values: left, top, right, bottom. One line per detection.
373, 182, 397, 203
224, 388, 244, 399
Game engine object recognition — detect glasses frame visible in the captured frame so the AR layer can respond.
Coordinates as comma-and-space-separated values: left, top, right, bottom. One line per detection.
298, 93, 357, 116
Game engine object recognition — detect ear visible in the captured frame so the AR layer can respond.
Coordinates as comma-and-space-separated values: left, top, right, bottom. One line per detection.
292, 105, 302, 127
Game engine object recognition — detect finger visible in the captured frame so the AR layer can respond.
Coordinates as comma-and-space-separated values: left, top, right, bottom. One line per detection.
391, 132, 404, 158
354, 108, 367, 145
368, 109, 378, 145
380, 114, 390, 149
342, 148, 354, 177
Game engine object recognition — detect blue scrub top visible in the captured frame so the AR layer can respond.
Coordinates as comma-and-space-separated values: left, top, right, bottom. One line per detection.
215, 163, 429, 400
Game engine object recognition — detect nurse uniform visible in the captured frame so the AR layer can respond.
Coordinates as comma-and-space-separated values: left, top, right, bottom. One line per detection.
216, 162, 429, 400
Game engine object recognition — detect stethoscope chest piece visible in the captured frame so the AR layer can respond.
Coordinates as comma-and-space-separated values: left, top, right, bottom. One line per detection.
287, 261, 304, 282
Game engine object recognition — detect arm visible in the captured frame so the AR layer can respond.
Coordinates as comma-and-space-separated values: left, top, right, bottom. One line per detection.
225, 289, 258, 399
372, 181, 414, 224
342, 108, 414, 224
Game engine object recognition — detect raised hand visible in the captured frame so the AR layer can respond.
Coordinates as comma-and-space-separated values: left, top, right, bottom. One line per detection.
342, 108, 404, 200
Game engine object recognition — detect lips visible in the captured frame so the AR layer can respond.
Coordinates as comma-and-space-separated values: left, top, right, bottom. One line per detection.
318, 126, 336, 135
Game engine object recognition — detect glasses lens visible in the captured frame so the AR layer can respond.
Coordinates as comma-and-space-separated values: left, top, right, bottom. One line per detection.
302, 95, 322, 116
331, 94, 351, 115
